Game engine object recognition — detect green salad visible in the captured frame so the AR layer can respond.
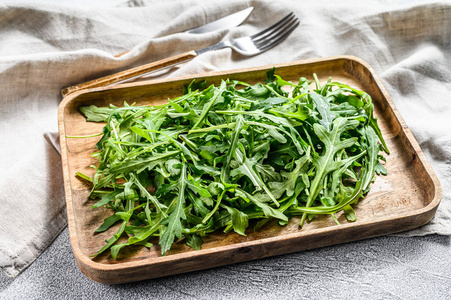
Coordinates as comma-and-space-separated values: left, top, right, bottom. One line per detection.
75, 69, 388, 259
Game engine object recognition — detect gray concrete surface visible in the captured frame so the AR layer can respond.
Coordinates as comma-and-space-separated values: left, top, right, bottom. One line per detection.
1, 227, 450, 299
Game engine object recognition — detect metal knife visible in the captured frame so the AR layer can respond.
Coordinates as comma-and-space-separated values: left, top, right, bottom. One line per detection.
111, 7, 253, 57
186, 7, 253, 34
64, 7, 254, 96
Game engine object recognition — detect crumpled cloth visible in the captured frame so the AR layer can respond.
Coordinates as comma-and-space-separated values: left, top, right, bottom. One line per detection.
0, 0, 450, 278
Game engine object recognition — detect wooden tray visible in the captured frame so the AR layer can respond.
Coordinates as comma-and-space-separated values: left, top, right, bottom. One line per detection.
58, 56, 442, 284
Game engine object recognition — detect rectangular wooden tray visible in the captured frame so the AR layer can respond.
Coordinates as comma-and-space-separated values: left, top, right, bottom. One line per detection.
58, 56, 442, 284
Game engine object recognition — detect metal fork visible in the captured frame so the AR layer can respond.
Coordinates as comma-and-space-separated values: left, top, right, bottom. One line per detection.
196, 12, 299, 56
61, 13, 300, 97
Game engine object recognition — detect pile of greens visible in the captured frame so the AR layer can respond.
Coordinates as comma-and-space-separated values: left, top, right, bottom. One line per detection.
76, 70, 388, 259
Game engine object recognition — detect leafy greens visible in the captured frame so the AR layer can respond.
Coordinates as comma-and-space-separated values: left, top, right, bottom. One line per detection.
76, 69, 388, 259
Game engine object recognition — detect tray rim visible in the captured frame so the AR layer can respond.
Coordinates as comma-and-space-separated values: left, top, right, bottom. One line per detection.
58, 55, 442, 281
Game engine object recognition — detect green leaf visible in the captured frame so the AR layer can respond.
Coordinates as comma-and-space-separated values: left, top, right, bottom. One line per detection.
223, 205, 249, 236
300, 117, 359, 226
268, 106, 310, 122
130, 173, 168, 217
111, 243, 127, 259
375, 161, 387, 175
360, 126, 381, 190
255, 97, 286, 109
130, 126, 153, 143
94, 214, 122, 233
267, 127, 287, 143
310, 93, 333, 131
236, 189, 288, 222
110, 219, 162, 258
185, 234, 203, 250
221, 116, 243, 186
127, 220, 161, 244
255, 164, 281, 182
90, 220, 127, 257
159, 163, 188, 255
185, 175, 212, 198
91, 189, 121, 209
268, 148, 311, 198
343, 205, 357, 222
79, 105, 115, 122
165, 159, 182, 176
230, 146, 279, 207
109, 150, 181, 175
192, 81, 227, 129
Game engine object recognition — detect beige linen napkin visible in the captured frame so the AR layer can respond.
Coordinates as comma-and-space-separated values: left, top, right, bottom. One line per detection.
1, 0, 450, 277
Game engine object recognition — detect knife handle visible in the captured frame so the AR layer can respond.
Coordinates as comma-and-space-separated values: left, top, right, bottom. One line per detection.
61, 50, 197, 97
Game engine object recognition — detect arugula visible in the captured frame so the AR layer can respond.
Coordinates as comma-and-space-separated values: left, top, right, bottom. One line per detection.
76, 69, 388, 258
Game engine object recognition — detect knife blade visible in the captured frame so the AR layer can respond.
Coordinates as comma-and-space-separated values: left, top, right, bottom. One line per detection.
187, 7, 253, 34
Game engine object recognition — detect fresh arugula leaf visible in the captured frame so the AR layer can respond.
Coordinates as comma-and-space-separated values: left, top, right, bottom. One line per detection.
223, 205, 249, 236
299, 117, 360, 227
159, 163, 188, 255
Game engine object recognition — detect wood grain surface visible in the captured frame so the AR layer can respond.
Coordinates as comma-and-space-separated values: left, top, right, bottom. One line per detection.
58, 56, 442, 284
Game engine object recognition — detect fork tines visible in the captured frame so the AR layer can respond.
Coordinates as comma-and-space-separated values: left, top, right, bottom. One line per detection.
251, 12, 300, 52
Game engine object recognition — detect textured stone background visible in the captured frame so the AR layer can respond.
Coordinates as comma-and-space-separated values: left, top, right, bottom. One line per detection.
1, 228, 450, 299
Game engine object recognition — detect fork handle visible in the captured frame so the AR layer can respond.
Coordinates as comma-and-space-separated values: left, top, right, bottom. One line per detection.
61, 50, 197, 97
